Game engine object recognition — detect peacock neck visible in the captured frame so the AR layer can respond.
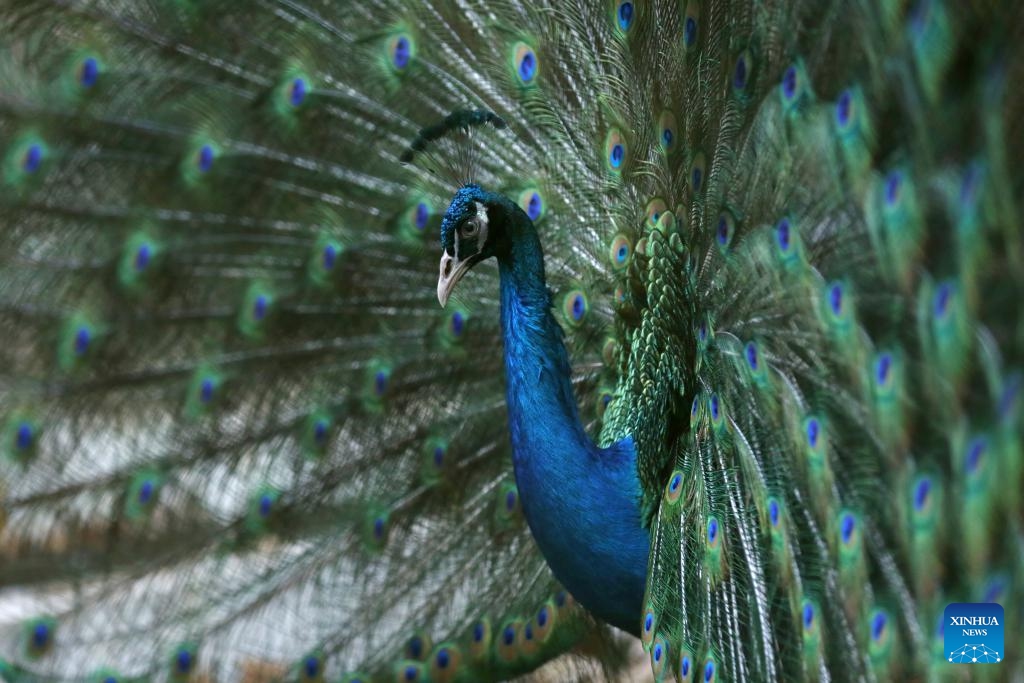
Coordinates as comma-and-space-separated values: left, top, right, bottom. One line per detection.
497, 223, 583, 444
495, 210, 649, 635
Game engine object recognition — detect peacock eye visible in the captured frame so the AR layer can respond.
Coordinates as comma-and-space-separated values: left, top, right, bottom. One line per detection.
460, 221, 479, 238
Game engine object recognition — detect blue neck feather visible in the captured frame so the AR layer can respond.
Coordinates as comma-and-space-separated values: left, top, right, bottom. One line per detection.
495, 202, 649, 634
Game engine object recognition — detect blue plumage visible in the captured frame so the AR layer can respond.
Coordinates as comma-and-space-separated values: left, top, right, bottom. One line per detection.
438, 187, 650, 631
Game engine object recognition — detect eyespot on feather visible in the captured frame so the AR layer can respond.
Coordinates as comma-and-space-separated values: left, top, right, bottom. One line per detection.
690, 152, 706, 196
665, 470, 683, 504
657, 111, 677, 153
388, 33, 415, 72
562, 289, 589, 326
604, 128, 627, 173
645, 198, 668, 228
683, 1, 701, 49
518, 188, 545, 221
511, 42, 539, 86
609, 233, 633, 270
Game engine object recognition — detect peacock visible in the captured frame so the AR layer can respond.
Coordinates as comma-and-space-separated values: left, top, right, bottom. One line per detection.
0, 0, 1022, 681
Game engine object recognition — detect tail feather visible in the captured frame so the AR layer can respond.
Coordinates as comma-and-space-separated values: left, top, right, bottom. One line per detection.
0, 1, 624, 679
1, 0, 1022, 681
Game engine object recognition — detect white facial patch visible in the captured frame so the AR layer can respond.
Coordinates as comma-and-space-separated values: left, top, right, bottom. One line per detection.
450, 200, 490, 260
470, 201, 489, 255
437, 201, 491, 307
474, 201, 490, 227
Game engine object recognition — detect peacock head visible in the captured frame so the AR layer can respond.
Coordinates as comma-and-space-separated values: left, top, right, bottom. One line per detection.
437, 184, 511, 307
398, 109, 514, 306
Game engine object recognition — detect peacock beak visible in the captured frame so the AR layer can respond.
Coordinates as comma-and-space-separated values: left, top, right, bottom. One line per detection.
437, 251, 474, 307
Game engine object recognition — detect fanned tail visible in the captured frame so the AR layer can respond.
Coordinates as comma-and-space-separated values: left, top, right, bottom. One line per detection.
2, 1, 1022, 681
624, 1, 1024, 681
0, 1, 630, 680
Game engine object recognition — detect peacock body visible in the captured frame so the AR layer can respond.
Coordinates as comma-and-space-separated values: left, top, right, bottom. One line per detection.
0, 0, 1022, 681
